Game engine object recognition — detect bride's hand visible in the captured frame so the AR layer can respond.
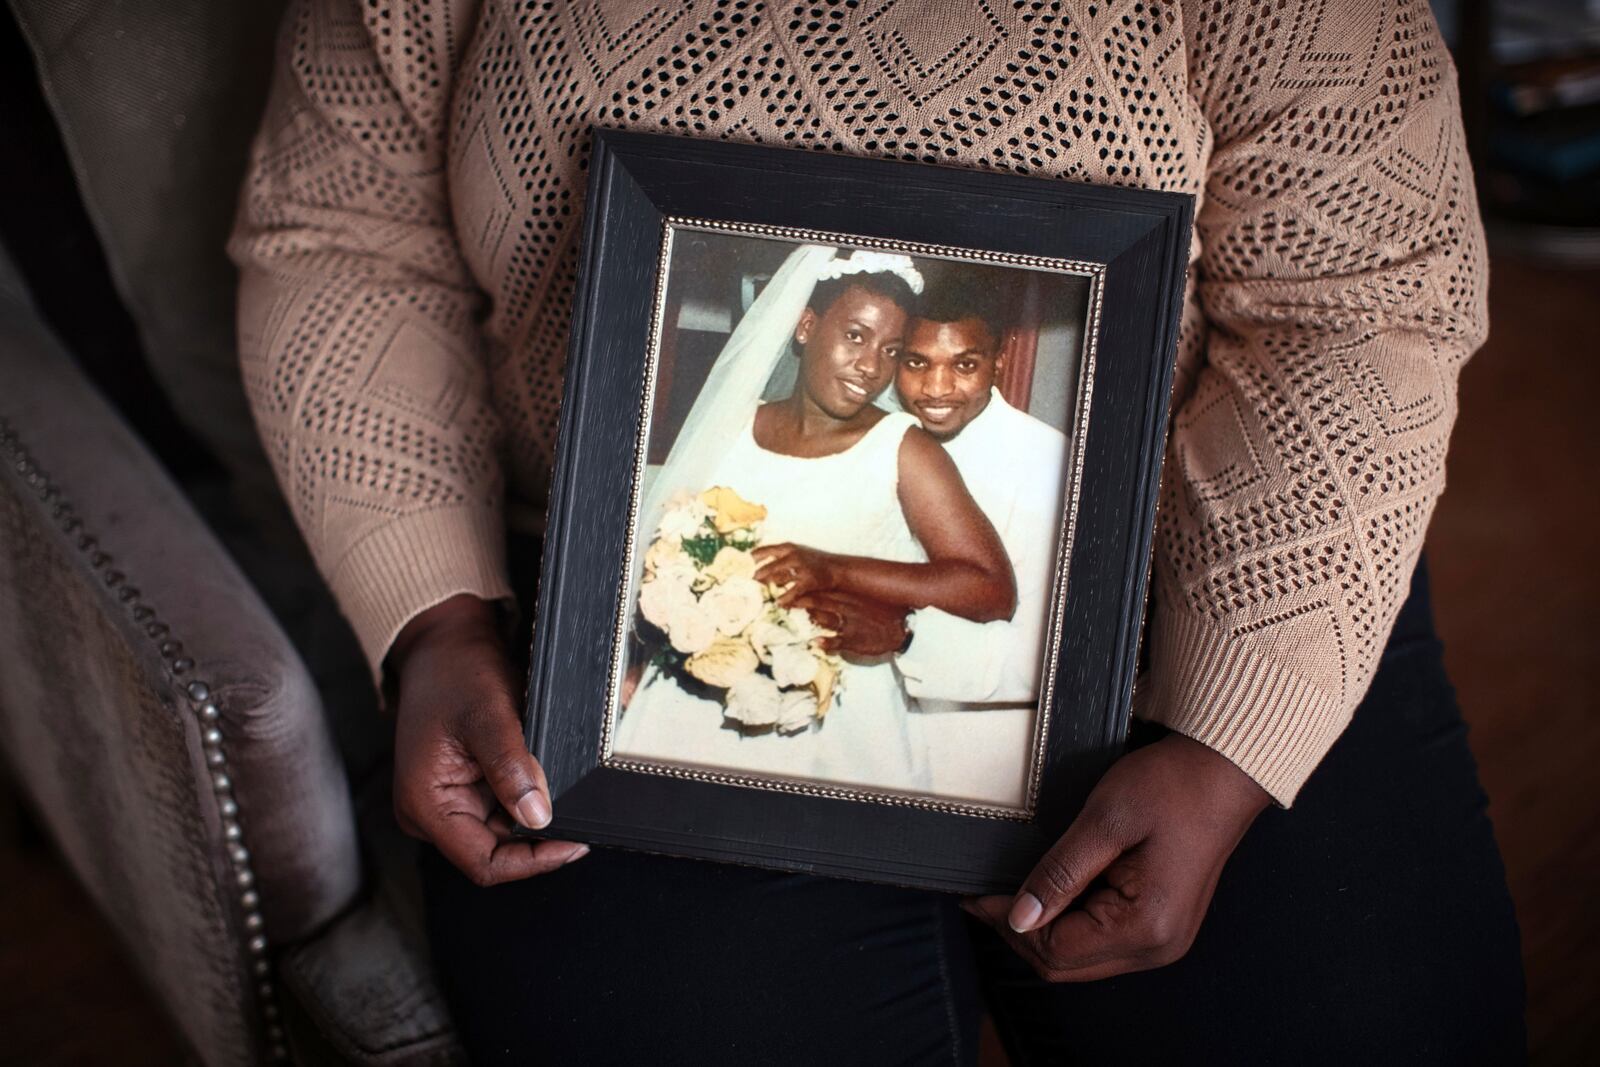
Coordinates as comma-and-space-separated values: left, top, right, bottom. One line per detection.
792, 591, 909, 658
753, 543, 840, 605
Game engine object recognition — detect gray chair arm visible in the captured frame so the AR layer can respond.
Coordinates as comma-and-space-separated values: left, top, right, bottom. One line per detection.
0, 251, 358, 1064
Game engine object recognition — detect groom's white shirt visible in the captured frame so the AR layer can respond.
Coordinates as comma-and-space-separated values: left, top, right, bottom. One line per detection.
896, 388, 1068, 806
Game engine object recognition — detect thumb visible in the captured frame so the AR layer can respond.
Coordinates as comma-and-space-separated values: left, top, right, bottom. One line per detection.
461, 702, 553, 832
1009, 804, 1138, 933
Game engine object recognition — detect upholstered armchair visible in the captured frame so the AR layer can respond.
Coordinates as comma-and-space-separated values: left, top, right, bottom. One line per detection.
0, 3, 469, 1063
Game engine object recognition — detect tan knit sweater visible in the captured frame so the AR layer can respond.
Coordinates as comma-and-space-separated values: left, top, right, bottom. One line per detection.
232, 0, 1486, 805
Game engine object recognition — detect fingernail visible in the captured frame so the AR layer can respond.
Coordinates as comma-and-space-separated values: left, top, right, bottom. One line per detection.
1008, 892, 1043, 933
516, 791, 551, 830
561, 843, 590, 865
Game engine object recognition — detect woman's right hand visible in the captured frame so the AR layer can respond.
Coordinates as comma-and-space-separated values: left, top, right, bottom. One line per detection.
390, 594, 589, 886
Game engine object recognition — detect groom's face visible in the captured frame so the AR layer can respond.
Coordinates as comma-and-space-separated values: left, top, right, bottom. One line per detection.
896, 317, 1002, 440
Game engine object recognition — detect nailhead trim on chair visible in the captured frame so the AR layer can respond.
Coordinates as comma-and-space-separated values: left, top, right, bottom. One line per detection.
0, 415, 288, 1062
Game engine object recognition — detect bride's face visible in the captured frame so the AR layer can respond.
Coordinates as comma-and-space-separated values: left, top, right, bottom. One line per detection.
792, 284, 908, 420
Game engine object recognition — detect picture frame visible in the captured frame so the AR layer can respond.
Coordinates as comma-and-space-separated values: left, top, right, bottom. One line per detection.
521, 128, 1191, 895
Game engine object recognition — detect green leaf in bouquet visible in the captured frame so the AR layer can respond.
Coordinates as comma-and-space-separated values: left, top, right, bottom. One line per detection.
679, 531, 723, 567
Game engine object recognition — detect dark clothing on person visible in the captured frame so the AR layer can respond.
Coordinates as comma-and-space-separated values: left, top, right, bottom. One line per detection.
420, 558, 1525, 1065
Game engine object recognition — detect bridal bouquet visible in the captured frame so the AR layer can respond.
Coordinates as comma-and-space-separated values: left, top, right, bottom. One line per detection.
636, 486, 841, 734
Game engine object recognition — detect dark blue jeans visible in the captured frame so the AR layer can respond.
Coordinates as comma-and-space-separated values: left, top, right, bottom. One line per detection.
421, 559, 1525, 1064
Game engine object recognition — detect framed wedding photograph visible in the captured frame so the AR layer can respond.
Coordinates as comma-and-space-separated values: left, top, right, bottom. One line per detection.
522, 129, 1191, 894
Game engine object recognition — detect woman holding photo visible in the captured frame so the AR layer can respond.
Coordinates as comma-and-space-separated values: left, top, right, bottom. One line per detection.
233, 1, 1524, 1063
614, 246, 1015, 794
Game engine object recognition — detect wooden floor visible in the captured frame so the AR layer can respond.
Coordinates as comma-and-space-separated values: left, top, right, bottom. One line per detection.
1, 252, 1596, 1064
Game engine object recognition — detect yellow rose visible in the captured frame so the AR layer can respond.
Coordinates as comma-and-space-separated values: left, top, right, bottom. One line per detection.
811, 656, 840, 718
685, 636, 761, 689
704, 545, 758, 584
700, 486, 767, 534
643, 536, 690, 576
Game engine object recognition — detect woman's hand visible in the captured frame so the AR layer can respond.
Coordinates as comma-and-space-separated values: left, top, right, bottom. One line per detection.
963, 734, 1269, 981
753, 543, 841, 605
389, 594, 588, 886
791, 590, 909, 658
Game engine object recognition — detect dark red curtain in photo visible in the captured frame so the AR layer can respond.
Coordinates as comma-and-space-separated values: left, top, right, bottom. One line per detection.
996, 272, 1041, 413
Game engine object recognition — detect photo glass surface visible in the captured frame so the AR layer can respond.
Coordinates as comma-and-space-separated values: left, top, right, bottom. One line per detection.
604, 221, 1098, 815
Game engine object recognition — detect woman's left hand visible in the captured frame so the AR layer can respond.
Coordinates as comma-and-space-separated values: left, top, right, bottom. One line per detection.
962, 734, 1270, 981
753, 543, 841, 605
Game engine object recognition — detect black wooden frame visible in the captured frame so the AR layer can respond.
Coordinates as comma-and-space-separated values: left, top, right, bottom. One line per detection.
522, 129, 1191, 895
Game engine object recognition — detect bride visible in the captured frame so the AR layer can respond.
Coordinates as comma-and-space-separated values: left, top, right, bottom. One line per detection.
612, 244, 1013, 796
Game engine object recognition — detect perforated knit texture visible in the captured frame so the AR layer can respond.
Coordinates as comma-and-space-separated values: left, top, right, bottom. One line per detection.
232, 0, 1487, 804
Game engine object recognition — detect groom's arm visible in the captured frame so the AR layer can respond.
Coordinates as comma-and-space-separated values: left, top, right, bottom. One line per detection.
793, 589, 1040, 699
897, 607, 1044, 704
897, 491, 1058, 704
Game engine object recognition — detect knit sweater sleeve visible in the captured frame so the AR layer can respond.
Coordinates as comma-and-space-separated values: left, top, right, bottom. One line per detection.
1140, 1, 1488, 804
230, 0, 510, 674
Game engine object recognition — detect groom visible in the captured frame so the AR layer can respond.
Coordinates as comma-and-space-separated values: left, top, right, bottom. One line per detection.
796, 278, 1069, 806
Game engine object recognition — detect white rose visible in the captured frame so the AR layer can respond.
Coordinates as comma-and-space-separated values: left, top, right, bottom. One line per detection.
652, 557, 700, 597
769, 642, 820, 688
749, 608, 809, 662
701, 575, 765, 637
780, 604, 829, 643
747, 618, 789, 663
665, 598, 719, 655
656, 496, 711, 542
776, 689, 817, 735
726, 525, 763, 550
638, 574, 695, 631
725, 672, 783, 728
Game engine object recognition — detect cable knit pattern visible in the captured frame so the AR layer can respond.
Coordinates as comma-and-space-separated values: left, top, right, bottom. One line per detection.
231, 0, 1486, 804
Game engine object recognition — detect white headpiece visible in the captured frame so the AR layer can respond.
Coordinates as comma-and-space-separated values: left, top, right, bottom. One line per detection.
815, 249, 925, 295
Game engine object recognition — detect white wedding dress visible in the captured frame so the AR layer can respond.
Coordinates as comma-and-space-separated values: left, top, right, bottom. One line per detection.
612, 408, 933, 796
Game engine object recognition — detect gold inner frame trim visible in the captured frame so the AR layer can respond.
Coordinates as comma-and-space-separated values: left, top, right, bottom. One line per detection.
597, 216, 1106, 821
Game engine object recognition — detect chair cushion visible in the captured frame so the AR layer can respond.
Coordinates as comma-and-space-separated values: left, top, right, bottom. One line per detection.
280, 897, 466, 1067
